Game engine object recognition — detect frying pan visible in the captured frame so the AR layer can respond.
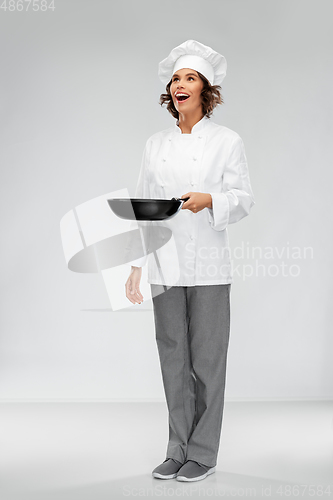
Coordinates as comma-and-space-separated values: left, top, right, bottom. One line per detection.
107, 196, 190, 294
107, 196, 190, 221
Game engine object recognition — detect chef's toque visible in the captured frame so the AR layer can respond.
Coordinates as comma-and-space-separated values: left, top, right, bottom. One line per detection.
158, 39, 227, 87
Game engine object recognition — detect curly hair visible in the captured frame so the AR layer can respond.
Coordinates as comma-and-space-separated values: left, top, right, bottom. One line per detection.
159, 70, 223, 119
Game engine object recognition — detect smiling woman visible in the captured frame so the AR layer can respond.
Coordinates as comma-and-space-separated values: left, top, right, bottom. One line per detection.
159, 69, 223, 119
125, 39, 255, 484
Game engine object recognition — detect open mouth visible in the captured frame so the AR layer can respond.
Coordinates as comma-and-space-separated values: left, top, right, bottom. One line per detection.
175, 93, 190, 103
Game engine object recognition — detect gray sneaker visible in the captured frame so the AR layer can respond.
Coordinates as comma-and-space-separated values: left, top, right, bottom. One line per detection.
152, 458, 184, 479
176, 460, 216, 482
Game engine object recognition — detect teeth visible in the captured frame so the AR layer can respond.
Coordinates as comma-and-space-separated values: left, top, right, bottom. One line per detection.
176, 93, 189, 97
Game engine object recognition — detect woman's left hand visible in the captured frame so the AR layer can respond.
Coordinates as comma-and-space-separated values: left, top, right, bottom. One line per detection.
180, 192, 212, 213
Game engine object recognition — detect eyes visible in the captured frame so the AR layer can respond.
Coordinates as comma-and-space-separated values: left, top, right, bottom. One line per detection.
172, 76, 195, 82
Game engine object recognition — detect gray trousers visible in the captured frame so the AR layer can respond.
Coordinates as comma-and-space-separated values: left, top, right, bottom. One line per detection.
150, 283, 231, 468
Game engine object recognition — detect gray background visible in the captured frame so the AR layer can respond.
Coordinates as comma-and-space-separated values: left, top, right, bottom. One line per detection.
0, 0, 332, 401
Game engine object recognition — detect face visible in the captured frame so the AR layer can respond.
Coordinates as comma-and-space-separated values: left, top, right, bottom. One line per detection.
170, 68, 204, 114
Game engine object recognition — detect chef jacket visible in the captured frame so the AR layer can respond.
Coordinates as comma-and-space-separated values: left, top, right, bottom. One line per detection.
126, 115, 255, 286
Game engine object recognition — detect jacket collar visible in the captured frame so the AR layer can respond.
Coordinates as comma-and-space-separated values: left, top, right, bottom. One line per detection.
174, 114, 211, 135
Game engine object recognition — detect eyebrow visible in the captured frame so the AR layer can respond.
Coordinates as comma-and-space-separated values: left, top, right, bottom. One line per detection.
172, 72, 197, 77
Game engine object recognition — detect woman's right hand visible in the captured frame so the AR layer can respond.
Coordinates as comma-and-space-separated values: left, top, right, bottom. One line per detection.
125, 266, 144, 304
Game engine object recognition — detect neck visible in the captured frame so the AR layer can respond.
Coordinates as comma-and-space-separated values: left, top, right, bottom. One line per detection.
177, 109, 205, 134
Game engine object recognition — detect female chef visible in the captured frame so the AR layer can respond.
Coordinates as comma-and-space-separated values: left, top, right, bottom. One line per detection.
125, 40, 255, 482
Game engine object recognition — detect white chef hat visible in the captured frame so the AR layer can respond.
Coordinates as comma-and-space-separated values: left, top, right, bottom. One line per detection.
158, 39, 227, 87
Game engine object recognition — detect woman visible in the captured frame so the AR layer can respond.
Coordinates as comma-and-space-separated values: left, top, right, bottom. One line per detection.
125, 40, 255, 482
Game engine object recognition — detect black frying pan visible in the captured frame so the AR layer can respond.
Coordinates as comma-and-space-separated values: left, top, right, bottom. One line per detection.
107, 197, 190, 221
107, 196, 190, 293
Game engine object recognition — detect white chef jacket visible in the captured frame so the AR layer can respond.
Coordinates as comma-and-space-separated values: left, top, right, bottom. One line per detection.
127, 114, 255, 286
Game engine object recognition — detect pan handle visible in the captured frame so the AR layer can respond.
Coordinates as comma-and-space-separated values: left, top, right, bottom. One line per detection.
171, 196, 190, 203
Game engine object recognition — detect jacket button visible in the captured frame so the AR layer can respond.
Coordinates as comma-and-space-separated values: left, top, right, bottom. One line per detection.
193, 157, 197, 161
168, 138, 172, 142
191, 182, 195, 186
198, 136, 202, 139
162, 158, 166, 162
190, 235, 194, 240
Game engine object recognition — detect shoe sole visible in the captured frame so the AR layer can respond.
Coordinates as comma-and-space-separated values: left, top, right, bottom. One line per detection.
152, 472, 178, 479
176, 466, 216, 482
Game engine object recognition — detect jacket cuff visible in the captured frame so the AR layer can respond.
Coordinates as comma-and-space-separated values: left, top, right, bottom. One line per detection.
207, 192, 229, 231
128, 255, 148, 268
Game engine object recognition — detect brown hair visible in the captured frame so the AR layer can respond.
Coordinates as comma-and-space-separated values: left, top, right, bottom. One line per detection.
159, 70, 223, 119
